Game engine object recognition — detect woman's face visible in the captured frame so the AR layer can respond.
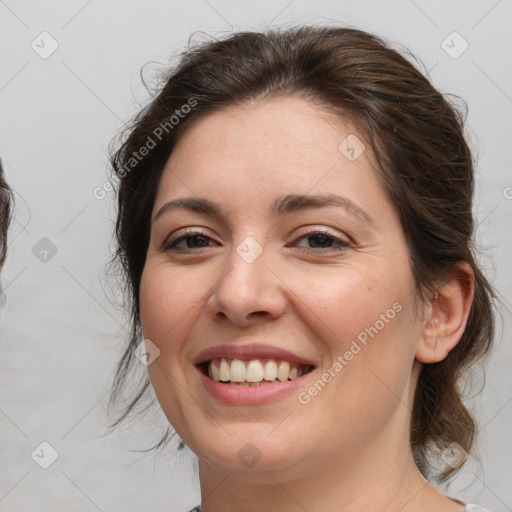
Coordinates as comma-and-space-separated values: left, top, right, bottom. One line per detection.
140, 96, 425, 481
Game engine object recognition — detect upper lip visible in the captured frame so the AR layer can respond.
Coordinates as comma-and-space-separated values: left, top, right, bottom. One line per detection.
193, 343, 317, 367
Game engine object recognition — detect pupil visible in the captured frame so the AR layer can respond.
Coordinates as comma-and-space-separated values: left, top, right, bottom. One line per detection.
310, 234, 331, 247
188, 235, 207, 248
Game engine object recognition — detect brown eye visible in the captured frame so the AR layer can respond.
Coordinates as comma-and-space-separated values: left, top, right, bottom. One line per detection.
164, 230, 217, 252
290, 230, 351, 253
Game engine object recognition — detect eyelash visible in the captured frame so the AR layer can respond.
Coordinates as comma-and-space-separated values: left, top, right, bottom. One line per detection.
163, 228, 351, 254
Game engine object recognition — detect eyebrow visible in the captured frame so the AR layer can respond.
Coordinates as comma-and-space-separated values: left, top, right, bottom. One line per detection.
152, 193, 375, 226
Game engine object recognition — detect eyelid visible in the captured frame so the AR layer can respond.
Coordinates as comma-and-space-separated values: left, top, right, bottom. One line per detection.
292, 225, 351, 242
288, 228, 351, 252
162, 226, 352, 254
162, 227, 217, 250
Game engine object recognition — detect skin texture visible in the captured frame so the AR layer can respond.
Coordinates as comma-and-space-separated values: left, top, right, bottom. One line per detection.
139, 96, 473, 512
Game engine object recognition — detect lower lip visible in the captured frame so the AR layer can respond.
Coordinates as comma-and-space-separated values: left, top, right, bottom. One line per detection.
197, 367, 313, 405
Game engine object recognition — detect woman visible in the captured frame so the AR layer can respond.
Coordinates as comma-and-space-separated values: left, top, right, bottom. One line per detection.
107, 26, 496, 512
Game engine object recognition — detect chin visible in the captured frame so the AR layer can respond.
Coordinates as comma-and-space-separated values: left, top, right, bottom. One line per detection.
191, 430, 313, 479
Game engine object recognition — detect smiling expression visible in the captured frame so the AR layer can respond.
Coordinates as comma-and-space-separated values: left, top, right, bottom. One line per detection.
139, 95, 425, 479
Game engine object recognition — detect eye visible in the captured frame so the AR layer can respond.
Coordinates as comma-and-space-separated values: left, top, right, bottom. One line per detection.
288, 230, 351, 253
163, 228, 351, 254
163, 229, 218, 252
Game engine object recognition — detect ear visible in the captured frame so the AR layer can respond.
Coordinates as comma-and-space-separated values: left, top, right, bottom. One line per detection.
415, 262, 474, 363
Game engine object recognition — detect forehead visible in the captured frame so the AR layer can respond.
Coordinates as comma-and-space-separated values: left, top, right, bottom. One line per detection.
178, 96, 361, 159
156, 96, 380, 203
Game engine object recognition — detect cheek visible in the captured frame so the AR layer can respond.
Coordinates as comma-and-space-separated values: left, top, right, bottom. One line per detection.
139, 266, 171, 343
138, 263, 205, 434
290, 265, 397, 347
292, 263, 418, 392
139, 261, 210, 347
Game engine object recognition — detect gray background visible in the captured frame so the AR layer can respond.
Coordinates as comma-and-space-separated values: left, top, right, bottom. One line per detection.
1, 1, 511, 511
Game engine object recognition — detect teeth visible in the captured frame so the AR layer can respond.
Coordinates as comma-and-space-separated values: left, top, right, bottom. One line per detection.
219, 358, 230, 381
246, 360, 265, 382
277, 361, 290, 382
207, 358, 308, 384
210, 361, 220, 381
289, 366, 302, 379
263, 360, 278, 381
230, 359, 246, 382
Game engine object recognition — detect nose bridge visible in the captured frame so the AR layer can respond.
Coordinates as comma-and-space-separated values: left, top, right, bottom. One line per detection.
209, 233, 285, 323
235, 234, 266, 266
224, 233, 271, 295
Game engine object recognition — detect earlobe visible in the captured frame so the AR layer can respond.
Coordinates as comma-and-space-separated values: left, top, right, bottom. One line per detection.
415, 262, 475, 364
416, 316, 449, 363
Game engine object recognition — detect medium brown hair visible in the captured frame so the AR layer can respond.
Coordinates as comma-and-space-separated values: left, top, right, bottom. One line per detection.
107, 25, 496, 483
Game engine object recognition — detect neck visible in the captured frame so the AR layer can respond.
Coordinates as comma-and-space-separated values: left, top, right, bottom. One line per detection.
196, 435, 458, 512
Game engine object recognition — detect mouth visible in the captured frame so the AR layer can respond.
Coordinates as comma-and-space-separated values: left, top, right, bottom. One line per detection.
193, 343, 317, 403
198, 358, 315, 386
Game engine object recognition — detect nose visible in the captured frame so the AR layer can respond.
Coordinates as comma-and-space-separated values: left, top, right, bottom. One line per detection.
207, 242, 287, 326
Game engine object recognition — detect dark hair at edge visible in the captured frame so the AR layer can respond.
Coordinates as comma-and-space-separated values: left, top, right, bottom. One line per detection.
106, 25, 497, 483
0, 158, 13, 275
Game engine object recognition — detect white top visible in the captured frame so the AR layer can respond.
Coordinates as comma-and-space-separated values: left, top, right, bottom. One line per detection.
188, 504, 491, 511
